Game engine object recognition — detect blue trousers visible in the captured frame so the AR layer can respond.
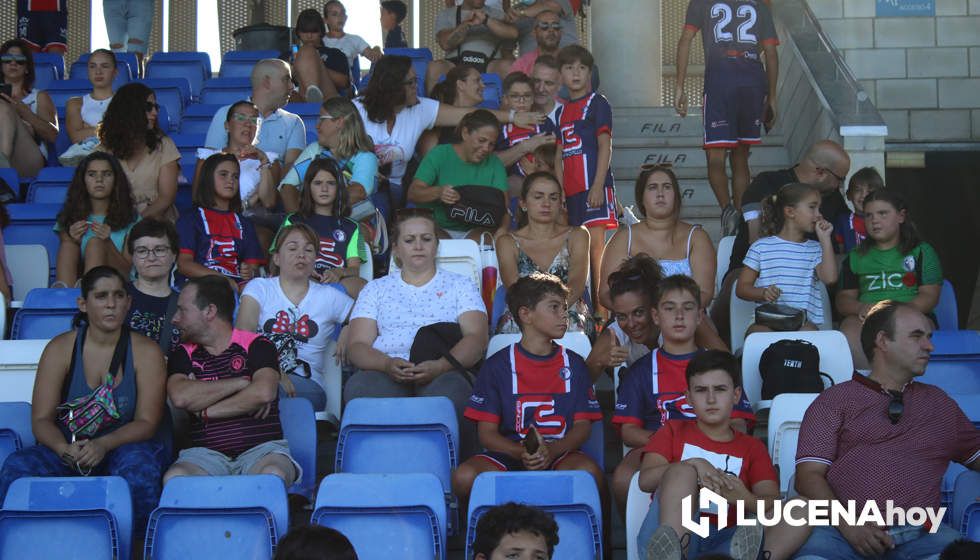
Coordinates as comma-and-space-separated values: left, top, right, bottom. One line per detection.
0, 440, 168, 532
794, 524, 961, 560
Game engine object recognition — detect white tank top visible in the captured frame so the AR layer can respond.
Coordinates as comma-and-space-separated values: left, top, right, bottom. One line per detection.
81, 94, 112, 128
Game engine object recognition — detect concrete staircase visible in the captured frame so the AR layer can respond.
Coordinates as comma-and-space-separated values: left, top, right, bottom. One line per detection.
610, 106, 792, 242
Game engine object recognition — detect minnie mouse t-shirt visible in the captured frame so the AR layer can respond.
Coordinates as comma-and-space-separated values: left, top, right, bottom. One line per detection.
241, 278, 353, 384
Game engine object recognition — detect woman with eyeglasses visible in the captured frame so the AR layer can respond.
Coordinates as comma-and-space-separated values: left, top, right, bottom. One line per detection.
0, 266, 169, 536
598, 164, 728, 350
343, 208, 488, 458
60, 49, 117, 166
53, 152, 138, 288
355, 55, 544, 212
96, 82, 180, 222
0, 39, 58, 177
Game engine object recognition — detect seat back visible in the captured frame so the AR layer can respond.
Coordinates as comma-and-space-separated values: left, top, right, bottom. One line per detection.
152, 474, 289, 538
337, 397, 458, 494
714, 235, 735, 296
728, 279, 757, 353
43, 79, 93, 110
0, 340, 49, 402
200, 78, 253, 105
935, 279, 958, 330
2, 476, 132, 560
34, 53, 65, 79
146, 60, 208, 99
0, 168, 20, 198
741, 330, 853, 409
170, 133, 206, 164
4, 204, 61, 282
383, 48, 434, 61
921, 330, 980, 394
625, 471, 653, 560
22, 288, 81, 309
312, 473, 446, 560
767, 393, 819, 493
478, 73, 502, 109
465, 471, 602, 559
219, 59, 259, 78
4, 245, 50, 303
11, 309, 76, 340
0, 402, 34, 468
33, 64, 59, 92
278, 397, 317, 498
26, 182, 68, 204
283, 102, 322, 133
951, 471, 980, 537
389, 239, 483, 292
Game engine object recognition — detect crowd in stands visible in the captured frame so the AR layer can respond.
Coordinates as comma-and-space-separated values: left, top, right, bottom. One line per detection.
0, 1, 977, 559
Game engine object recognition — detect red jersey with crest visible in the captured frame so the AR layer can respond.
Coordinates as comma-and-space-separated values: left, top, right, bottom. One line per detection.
465, 343, 602, 442
496, 121, 557, 176
553, 92, 614, 197
177, 207, 265, 280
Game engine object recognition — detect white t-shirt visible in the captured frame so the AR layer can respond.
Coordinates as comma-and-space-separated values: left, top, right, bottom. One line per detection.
241, 278, 354, 388
354, 97, 440, 187
196, 148, 280, 204
323, 34, 370, 67
743, 236, 825, 324
351, 268, 486, 360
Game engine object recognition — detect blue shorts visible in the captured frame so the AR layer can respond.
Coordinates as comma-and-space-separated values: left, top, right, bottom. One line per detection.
702, 65, 768, 149
475, 450, 583, 471
566, 186, 618, 229
103, 0, 154, 53
17, 8, 68, 52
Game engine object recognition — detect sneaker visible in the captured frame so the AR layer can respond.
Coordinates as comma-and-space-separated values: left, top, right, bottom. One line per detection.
721, 203, 739, 236
305, 84, 324, 104
729, 524, 765, 560
645, 525, 683, 560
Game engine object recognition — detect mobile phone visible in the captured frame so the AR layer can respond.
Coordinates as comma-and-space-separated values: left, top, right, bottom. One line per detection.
523, 426, 540, 454
0, 84, 11, 98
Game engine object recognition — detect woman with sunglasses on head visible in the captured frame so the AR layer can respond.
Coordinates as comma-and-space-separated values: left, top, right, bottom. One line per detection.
599, 164, 728, 350
0, 39, 58, 176
96, 82, 180, 222
60, 49, 117, 166
0, 266, 169, 536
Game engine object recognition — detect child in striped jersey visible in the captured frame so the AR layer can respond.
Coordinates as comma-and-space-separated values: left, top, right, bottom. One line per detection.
736, 182, 838, 335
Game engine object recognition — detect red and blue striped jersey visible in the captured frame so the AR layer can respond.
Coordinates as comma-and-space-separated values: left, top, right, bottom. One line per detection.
554, 92, 614, 197
684, 0, 779, 68
465, 343, 602, 442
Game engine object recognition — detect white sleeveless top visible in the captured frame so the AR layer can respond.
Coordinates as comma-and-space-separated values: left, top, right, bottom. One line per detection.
626, 222, 699, 278
81, 94, 112, 128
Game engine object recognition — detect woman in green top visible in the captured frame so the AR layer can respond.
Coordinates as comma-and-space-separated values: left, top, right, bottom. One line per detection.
836, 189, 942, 369
54, 152, 138, 288
407, 109, 509, 240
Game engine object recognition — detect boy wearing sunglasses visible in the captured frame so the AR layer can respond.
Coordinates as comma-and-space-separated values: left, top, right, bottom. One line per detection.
795, 300, 978, 559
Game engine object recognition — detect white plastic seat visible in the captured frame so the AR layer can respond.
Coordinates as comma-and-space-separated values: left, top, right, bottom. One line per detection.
389, 239, 483, 292
625, 471, 653, 560
486, 331, 591, 360
730, 281, 834, 353
4, 245, 49, 307
767, 393, 819, 494
740, 330, 853, 411
714, 235, 735, 297
0, 339, 50, 402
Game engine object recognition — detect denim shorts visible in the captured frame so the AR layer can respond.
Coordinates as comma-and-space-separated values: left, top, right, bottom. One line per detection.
103, 0, 154, 53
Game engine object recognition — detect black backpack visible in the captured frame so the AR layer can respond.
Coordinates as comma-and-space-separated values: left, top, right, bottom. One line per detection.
759, 339, 834, 400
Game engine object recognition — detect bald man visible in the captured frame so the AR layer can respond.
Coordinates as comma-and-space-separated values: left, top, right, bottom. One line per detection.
712, 140, 851, 341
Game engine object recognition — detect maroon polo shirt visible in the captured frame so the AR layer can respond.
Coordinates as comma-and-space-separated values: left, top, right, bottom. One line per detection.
796, 373, 980, 511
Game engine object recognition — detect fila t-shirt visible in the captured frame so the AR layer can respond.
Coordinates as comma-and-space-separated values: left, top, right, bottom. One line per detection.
840, 242, 942, 304
464, 343, 602, 442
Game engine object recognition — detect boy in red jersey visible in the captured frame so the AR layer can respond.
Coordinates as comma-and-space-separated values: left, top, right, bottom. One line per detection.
553, 45, 617, 297
452, 273, 604, 504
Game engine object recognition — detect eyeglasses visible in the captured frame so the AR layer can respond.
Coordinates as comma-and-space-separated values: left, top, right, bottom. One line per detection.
133, 246, 171, 259
639, 162, 674, 170
145, 101, 160, 112
507, 93, 533, 101
230, 112, 259, 124
536, 22, 562, 30
886, 390, 904, 424
0, 54, 27, 65
821, 167, 846, 185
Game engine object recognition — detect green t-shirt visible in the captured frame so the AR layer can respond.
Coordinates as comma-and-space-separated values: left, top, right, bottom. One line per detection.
841, 242, 943, 303
413, 144, 508, 231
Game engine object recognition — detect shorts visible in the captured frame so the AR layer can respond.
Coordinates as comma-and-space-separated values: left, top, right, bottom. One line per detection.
566, 186, 618, 229
17, 10, 68, 52
702, 68, 768, 149
174, 439, 302, 483
103, 0, 154, 54
475, 449, 583, 471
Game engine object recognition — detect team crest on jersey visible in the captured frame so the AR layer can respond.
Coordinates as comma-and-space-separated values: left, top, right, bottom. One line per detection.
515, 397, 567, 437
557, 367, 572, 381
903, 255, 916, 272
333, 229, 346, 243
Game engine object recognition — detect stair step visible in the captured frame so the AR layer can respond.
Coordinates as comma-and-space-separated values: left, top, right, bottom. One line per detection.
613, 163, 787, 181
614, 178, 719, 208
611, 144, 790, 174
611, 107, 786, 145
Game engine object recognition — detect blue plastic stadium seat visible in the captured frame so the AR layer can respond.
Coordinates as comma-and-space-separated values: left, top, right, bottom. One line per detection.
133, 81, 184, 131
11, 308, 76, 339
283, 102, 321, 133
200, 78, 253, 106
582, 420, 605, 471
4, 203, 61, 281
144, 475, 288, 559
33, 64, 59, 92
76, 52, 139, 80
0, 402, 34, 469
465, 471, 603, 559
963, 502, 980, 540
935, 280, 958, 330
479, 73, 502, 110
44, 80, 93, 110
941, 462, 967, 524
138, 76, 191, 107
179, 104, 225, 136
279, 397, 317, 498
149, 51, 212, 76
921, 330, 980, 394
1, 476, 133, 560
70, 58, 132, 91
312, 473, 447, 560
146, 59, 209, 100
0, 168, 20, 197
220, 50, 277, 79
384, 48, 434, 61
170, 133, 207, 166
27, 183, 68, 204
22, 287, 81, 309
177, 161, 197, 188
34, 53, 65, 79
951, 470, 980, 537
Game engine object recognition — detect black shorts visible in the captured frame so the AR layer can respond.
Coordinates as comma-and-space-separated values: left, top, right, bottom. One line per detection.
702, 62, 768, 149
17, 9, 68, 52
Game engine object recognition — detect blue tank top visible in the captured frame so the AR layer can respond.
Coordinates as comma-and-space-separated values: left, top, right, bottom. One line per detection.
59, 326, 137, 440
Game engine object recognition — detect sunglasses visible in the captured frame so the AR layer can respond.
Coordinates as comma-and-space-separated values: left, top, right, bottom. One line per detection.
887, 390, 904, 424
1, 54, 27, 65
145, 101, 161, 112
536, 22, 562, 30
231, 112, 259, 124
